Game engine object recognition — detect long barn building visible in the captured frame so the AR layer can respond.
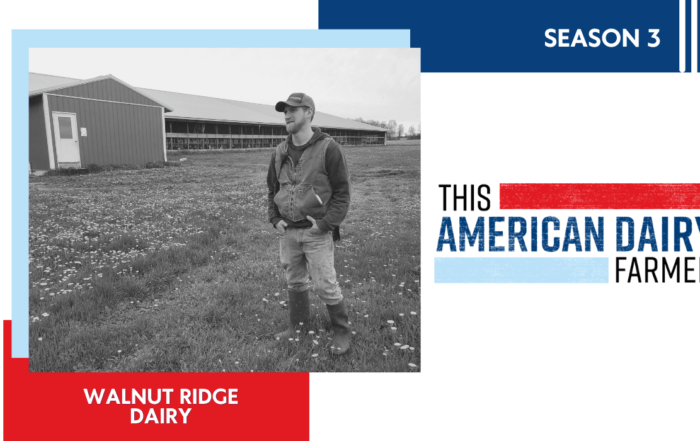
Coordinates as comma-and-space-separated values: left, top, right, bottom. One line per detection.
28, 72, 387, 170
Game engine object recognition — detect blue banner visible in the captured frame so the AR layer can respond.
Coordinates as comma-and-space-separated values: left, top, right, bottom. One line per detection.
320, 0, 699, 72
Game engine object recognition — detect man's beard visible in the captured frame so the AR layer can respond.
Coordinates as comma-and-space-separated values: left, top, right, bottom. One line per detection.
286, 118, 310, 135
285, 121, 301, 134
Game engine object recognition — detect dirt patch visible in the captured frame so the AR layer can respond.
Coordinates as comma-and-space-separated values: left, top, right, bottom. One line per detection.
354, 169, 406, 178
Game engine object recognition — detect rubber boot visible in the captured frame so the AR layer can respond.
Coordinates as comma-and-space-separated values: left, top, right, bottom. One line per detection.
326, 299, 351, 355
274, 289, 310, 341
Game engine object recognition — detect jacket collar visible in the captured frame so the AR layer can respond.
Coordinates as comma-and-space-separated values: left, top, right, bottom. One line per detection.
286, 127, 328, 149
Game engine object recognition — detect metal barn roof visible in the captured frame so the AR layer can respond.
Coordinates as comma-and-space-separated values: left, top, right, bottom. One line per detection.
29, 73, 387, 132
28, 72, 78, 92
28, 73, 174, 112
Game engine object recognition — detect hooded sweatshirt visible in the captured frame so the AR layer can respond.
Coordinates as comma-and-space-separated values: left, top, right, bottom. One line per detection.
267, 128, 350, 237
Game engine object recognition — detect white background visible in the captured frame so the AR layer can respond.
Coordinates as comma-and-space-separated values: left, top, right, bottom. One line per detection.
314, 74, 700, 440
418, 74, 700, 440
4, 2, 700, 441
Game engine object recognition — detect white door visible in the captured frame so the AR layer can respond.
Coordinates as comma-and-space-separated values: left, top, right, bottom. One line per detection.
52, 112, 81, 168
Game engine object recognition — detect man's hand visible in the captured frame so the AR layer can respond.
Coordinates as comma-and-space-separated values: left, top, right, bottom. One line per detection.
275, 220, 288, 233
306, 216, 323, 234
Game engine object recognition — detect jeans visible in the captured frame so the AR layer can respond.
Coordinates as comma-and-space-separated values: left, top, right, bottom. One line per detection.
279, 227, 342, 305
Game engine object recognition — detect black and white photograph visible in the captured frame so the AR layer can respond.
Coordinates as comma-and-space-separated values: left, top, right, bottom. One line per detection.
27, 48, 421, 373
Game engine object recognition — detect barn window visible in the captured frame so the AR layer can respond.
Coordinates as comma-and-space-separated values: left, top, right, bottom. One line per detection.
203, 123, 216, 135
170, 121, 188, 133
58, 117, 73, 139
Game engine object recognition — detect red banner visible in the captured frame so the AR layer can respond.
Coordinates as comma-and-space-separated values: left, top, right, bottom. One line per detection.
3, 321, 309, 440
500, 184, 700, 210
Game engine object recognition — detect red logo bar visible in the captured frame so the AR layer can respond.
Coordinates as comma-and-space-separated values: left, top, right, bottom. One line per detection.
500, 184, 700, 209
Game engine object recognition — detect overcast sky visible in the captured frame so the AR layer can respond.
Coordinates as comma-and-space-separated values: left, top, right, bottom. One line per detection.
29, 48, 421, 131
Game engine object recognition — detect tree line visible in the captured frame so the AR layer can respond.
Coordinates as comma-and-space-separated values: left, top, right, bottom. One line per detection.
353, 118, 421, 140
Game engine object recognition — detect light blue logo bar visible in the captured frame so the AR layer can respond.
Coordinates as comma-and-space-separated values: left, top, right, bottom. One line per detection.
435, 258, 609, 283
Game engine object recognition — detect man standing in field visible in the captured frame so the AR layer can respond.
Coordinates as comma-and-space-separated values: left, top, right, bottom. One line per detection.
267, 93, 352, 355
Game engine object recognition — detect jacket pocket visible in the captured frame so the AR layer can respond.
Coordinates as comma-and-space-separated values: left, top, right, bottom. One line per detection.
273, 185, 290, 218
298, 185, 325, 218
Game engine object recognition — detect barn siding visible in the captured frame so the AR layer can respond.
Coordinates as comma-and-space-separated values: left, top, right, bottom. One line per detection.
52, 78, 162, 107
47, 95, 164, 167
28, 95, 50, 170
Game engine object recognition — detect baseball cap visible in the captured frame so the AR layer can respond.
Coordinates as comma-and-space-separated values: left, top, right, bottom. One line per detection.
275, 93, 315, 112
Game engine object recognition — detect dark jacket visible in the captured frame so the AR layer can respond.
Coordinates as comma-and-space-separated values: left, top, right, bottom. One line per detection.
267, 128, 350, 240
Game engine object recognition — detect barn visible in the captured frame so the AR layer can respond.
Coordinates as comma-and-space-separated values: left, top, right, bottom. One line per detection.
29, 73, 387, 171
143, 86, 388, 150
29, 74, 172, 171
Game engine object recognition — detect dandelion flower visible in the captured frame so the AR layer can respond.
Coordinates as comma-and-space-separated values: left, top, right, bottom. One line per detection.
408, 363, 418, 368
387, 320, 394, 324
394, 342, 401, 347
308, 331, 315, 335
37, 337, 42, 341
400, 345, 409, 350
42, 312, 49, 317
312, 354, 318, 358
410, 311, 417, 315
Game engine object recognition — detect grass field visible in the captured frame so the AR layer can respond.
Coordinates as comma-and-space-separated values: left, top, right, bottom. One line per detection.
28, 143, 420, 372
386, 139, 420, 146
